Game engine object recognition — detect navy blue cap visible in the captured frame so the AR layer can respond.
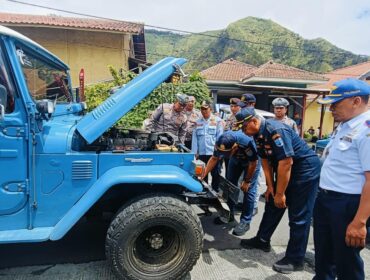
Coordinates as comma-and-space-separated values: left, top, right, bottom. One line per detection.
318, 78, 370, 105
215, 132, 237, 152
235, 107, 256, 123
237, 93, 256, 108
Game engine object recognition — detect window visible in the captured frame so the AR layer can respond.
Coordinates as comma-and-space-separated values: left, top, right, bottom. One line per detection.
16, 46, 72, 103
0, 44, 15, 113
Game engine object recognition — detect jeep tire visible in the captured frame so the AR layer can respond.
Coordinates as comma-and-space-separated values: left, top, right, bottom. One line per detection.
105, 194, 203, 280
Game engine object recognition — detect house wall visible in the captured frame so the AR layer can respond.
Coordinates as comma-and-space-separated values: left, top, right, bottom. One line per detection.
304, 102, 334, 136
9, 27, 131, 86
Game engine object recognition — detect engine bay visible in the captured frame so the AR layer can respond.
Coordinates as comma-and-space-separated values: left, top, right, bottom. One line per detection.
75, 128, 186, 153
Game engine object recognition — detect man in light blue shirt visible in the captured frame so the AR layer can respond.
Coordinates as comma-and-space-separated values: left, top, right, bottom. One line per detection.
192, 100, 223, 190
314, 78, 370, 280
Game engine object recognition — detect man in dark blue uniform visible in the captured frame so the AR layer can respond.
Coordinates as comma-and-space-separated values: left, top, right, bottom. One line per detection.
238, 107, 320, 274
202, 130, 259, 236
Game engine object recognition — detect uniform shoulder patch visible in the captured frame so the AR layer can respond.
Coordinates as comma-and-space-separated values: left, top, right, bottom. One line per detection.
272, 133, 284, 147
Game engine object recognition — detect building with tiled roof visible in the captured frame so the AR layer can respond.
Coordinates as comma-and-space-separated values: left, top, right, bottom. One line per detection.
201, 59, 257, 82
310, 60, 370, 90
0, 12, 146, 85
0, 12, 143, 33
242, 60, 327, 84
201, 58, 330, 136
307, 61, 370, 123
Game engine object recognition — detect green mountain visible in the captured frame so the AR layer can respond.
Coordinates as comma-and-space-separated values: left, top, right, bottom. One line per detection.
145, 17, 368, 73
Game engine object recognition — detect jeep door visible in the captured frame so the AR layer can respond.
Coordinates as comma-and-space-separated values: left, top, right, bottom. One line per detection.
0, 41, 28, 217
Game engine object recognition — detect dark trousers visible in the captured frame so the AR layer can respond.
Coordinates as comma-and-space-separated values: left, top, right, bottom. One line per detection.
185, 140, 192, 150
313, 189, 364, 280
227, 156, 260, 223
257, 156, 320, 263
199, 155, 220, 191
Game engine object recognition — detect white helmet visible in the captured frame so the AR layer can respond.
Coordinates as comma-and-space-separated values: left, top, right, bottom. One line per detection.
272, 97, 289, 107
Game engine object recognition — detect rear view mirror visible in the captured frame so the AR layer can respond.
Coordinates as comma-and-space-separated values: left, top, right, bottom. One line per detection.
36, 99, 55, 120
0, 85, 7, 121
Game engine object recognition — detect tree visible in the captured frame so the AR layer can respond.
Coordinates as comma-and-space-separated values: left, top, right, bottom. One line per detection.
85, 67, 211, 129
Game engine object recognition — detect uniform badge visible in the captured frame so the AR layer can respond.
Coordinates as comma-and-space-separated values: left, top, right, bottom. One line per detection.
272, 134, 284, 147
246, 149, 253, 157
365, 120, 370, 128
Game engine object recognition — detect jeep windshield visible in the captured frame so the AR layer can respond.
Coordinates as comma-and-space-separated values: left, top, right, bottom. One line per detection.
16, 45, 72, 103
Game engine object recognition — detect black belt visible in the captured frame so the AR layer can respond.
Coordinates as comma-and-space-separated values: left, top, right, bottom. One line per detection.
319, 187, 361, 197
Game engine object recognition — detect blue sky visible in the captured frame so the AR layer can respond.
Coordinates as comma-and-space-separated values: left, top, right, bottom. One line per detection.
1, 0, 370, 55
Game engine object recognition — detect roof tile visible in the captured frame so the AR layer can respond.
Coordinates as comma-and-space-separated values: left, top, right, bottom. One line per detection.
310, 60, 370, 90
0, 12, 143, 34
201, 59, 257, 81
242, 60, 327, 82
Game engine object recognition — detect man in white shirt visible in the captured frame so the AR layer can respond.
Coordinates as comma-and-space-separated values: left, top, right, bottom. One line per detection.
314, 78, 370, 280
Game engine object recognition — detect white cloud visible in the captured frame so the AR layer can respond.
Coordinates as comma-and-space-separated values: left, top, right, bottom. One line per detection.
1, 0, 370, 55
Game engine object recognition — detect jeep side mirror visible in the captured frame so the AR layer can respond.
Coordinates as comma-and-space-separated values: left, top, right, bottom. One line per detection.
36, 99, 55, 120
0, 85, 7, 121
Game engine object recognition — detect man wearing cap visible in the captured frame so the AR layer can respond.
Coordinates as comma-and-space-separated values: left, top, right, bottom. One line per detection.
225, 98, 241, 131
272, 97, 299, 134
237, 93, 262, 214
192, 100, 223, 191
313, 78, 370, 280
238, 93, 257, 108
184, 96, 201, 149
202, 129, 259, 236
238, 107, 320, 274
147, 93, 188, 143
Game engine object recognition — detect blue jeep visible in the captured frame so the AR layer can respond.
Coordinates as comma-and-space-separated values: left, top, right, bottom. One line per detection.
0, 25, 227, 280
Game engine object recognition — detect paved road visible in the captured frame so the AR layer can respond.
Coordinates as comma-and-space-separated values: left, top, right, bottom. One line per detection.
0, 193, 369, 279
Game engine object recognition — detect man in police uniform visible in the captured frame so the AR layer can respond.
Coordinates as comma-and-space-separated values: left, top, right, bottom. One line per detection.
313, 78, 370, 280
184, 96, 201, 149
238, 107, 320, 274
192, 100, 223, 191
147, 93, 188, 143
224, 98, 241, 131
202, 129, 259, 236
272, 97, 299, 134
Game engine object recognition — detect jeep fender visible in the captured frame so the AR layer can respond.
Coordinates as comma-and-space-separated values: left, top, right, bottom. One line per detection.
50, 165, 202, 240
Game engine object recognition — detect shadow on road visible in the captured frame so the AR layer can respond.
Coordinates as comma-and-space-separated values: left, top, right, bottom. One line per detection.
0, 218, 109, 269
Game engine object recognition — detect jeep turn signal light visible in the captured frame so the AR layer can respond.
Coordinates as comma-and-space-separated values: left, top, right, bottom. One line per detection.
192, 160, 205, 177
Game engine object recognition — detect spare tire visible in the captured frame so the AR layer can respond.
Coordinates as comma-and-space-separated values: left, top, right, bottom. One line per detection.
106, 194, 203, 280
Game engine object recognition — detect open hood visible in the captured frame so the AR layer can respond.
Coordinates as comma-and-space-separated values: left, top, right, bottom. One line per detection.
76, 57, 187, 144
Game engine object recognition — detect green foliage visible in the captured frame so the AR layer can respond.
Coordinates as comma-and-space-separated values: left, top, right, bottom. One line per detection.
145, 17, 368, 73
85, 67, 210, 129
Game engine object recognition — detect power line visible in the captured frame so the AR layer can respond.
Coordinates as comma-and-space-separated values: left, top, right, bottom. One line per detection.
5, 0, 369, 78
6, 0, 369, 57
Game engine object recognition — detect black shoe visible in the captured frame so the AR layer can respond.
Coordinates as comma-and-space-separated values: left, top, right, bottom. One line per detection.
272, 257, 304, 274
214, 215, 235, 225
232, 222, 250, 236
240, 236, 271, 252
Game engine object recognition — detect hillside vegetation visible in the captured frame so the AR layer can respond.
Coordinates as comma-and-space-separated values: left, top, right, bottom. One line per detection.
145, 17, 368, 73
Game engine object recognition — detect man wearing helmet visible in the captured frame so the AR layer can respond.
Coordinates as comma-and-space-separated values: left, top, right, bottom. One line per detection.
272, 98, 299, 134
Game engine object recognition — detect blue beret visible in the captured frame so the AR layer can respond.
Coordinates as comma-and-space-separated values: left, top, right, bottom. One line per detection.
318, 78, 370, 105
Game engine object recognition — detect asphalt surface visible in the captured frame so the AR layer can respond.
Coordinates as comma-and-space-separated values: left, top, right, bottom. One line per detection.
0, 178, 369, 279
